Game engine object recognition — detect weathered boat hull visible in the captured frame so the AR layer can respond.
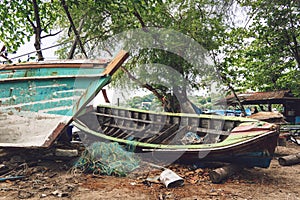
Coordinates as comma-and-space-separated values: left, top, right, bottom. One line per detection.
0, 51, 129, 148
74, 105, 279, 168
143, 130, 279, 168
0, 61, 109, 116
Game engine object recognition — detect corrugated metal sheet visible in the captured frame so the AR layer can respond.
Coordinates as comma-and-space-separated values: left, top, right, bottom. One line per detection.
216, 90, 296, 105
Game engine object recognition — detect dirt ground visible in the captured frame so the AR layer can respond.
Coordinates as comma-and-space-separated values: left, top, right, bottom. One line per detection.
0, 142, 299, 200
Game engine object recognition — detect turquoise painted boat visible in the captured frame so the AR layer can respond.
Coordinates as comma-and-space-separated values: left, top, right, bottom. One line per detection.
0, 50, 129, 148
73, 105, 280, 168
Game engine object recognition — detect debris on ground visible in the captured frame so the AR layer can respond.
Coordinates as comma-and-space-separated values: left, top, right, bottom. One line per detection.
159, 169, 184, 188
0, 141, 299, 199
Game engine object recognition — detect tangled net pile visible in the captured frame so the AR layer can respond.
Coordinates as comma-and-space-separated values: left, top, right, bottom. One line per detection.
73, 142, 140, 176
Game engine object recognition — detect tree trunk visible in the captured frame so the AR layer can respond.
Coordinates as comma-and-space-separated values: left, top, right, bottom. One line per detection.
173, 86, 197, 114
32, 0, 44, 61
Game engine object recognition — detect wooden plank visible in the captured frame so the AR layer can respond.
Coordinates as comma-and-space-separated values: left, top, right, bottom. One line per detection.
103, 50, 129, 76
101, 123, 158, 136
278, 153, 300, 166
0, 74, 103, 83
209, 164, 242, 183
0, 61, 108, 70
95, 112, 230, 136
157, 124, 182, 144
105, 127, 124, 137
93, 112, 166, 125
146, 124, 182, 144
133, 125, 154, 142
196, 127, 231, 136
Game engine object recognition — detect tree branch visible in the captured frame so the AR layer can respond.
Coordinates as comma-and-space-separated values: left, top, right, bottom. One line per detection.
61, 0, 88, 59
211, 51, 246, 116
120, 66, 164, 102
26, 15, 36, 30
289, 16, 300, 66
292, 33, 300, 66
83, 30, 111, 44
42, 21, 52, 32
132, 7, 148, 31
41, 30, 62, 39
68, 18, 85, 59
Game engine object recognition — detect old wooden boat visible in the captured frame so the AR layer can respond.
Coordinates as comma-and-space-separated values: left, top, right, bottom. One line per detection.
74, 105, 280, 168
0, 50, 129, 148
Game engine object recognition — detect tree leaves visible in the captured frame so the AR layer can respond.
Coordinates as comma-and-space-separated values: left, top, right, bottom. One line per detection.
220, 0, 300, 96
1, 0, 298, 97
52, 0, 234, 111
0, 0, 60, 60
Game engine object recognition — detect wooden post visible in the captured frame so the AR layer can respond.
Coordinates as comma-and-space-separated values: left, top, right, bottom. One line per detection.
209, 164, 241, 183
278, 153, 300, 166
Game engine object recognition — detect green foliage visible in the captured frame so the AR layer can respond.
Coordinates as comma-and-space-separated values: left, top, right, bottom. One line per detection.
2, 0, 298, 98
0, 0, 61, 55
125, 93, 163, 111
56, 0, 233, 110
127, 93, 214, 111
221, 0, 300, 96
190, 95, 213, 109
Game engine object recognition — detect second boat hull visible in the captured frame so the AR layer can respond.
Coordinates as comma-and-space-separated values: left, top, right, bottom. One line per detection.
74, 105, 279, 168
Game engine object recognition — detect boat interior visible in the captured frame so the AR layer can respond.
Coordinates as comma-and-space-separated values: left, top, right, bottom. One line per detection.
75, 105, 251, 146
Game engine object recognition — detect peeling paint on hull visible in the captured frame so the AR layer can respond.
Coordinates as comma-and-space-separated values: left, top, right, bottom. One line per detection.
0, 50, 129, 148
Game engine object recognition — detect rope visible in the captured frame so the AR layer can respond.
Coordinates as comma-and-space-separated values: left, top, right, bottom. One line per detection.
9, 41, 70, 60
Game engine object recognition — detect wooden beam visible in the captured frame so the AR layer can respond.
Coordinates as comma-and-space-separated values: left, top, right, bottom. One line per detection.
209, 164, 241, 183
278, 153, 300, 166
103, 50, 129, 76
0, 62, 107, 70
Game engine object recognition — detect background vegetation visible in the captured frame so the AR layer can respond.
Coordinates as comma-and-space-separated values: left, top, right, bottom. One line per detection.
1, 0, 299, 111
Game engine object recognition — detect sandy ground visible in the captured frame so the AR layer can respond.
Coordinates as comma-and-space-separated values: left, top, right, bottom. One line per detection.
0, 142, 299, 200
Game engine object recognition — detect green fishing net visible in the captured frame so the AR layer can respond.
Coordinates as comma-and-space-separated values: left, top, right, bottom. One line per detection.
74, 142, 140, 176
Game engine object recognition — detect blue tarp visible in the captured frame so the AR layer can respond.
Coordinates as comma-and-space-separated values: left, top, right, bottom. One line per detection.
204, 108, 251, 116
